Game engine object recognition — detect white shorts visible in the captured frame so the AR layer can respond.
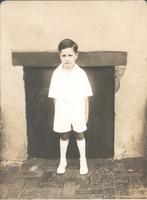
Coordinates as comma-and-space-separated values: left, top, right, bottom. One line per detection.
53, 98, 87, 133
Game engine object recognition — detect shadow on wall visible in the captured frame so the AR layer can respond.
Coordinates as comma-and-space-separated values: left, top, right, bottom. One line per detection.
143, 99, 147, 188
0, 107, 2, 161
143, 98, 147, 158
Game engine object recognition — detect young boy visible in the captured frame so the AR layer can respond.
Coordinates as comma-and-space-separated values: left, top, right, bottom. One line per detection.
48, 39, 93, 175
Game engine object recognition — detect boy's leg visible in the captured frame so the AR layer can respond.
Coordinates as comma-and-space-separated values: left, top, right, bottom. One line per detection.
75, 132, 88, 175
57, 132, 70, 174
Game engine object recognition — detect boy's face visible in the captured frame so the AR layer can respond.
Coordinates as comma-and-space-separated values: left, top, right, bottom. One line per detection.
59, 47, 78, 69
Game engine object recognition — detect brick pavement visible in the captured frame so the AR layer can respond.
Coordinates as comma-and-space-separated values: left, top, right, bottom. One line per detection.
0, 157, 147, 199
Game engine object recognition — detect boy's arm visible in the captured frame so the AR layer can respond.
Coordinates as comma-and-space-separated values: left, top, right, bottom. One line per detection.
85, 97, 89, 124
54, 98, 57, 105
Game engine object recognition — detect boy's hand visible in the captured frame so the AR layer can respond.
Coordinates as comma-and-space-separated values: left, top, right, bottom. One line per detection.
85, 97, 89, 124
54, 98, 57, 105
85, 112, 88, 124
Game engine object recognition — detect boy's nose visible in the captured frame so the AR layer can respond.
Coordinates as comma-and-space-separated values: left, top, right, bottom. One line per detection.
65, 57, 70, 61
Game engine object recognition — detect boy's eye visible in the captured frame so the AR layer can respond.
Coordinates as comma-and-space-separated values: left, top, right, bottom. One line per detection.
61, 54, 73, 57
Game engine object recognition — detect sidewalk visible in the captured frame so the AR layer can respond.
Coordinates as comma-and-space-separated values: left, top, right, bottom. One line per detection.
0, 157, 147, 199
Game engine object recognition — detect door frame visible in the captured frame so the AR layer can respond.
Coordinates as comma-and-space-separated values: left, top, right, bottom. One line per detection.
12, 50, 127, 159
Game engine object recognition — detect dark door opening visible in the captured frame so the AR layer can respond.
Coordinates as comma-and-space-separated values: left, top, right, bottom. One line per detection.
23, 66, 114, 159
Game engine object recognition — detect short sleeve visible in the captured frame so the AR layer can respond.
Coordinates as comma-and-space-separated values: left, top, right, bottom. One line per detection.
82, 71, 93, 97
48, 71, 58, 98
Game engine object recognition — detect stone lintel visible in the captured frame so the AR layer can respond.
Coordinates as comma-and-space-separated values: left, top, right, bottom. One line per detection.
12, 51, 127, 67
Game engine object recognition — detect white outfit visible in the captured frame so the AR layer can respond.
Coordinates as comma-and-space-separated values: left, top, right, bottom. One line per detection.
48, 64, 93, 133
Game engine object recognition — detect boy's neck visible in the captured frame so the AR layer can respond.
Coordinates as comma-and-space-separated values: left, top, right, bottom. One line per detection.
62, 64, 75, 72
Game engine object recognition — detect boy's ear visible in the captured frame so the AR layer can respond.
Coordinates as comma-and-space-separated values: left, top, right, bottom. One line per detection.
76, 52, 78, 59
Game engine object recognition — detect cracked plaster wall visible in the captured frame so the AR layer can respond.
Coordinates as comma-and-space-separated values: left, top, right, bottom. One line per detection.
1, 1, 147, 162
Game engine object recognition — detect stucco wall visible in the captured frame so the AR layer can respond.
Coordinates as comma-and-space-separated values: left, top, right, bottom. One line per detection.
1, 1, 147, 162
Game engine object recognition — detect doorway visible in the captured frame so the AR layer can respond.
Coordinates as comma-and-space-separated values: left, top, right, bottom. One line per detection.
23, 66, 114, 159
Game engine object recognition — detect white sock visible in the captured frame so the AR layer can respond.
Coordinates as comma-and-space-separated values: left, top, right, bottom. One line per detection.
57, 139, 69, 174
77, 138, 88, 174
59, 139, 69, 163
76, 138, 86, 161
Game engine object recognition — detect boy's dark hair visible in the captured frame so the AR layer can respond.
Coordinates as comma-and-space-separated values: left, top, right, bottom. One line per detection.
58, 39, 78, 53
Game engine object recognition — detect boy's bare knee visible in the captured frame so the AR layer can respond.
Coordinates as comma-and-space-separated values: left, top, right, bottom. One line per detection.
60, 132, 70, 140
75, 132, 85, 140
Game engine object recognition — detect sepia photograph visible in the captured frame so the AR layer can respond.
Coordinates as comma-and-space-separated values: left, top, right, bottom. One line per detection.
0, 0, 147, 199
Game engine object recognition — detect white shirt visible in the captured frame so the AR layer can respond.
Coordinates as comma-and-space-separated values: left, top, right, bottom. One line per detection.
48, 64, 93, 133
